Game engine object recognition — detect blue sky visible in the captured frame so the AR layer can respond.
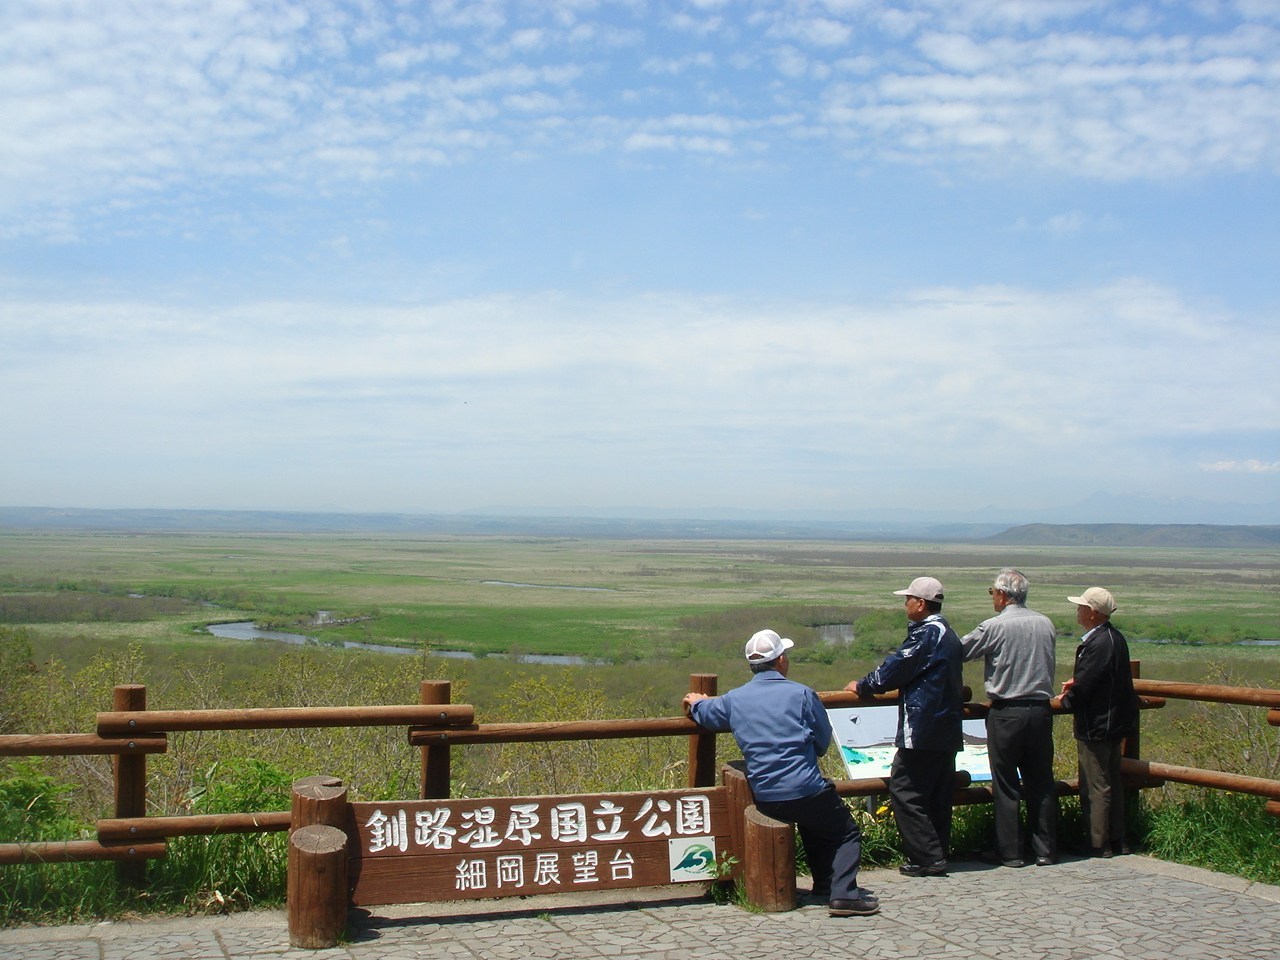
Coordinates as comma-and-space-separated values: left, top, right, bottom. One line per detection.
2, 0, 1277, 523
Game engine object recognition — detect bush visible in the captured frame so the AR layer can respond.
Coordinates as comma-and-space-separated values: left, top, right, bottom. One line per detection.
0, 760, 84, 841
1143, 791, 1280, 885
149, 758, 295, 914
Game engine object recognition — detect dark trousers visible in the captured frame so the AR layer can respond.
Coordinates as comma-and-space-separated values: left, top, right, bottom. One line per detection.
757, 781, 863, 899
889, 747, 957, 866
1077, 738, 1125, 849
986, 702, 1057, 861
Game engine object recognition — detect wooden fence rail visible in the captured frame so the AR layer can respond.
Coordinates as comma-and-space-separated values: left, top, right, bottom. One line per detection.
1132, 679, 1280, 709
96, 703, 474, 735
1, 667, 1278, 891
0, 734, 167, 756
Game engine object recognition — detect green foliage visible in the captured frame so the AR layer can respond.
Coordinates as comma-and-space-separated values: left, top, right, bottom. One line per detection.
703, 853, 742, 905
1160, 664, 1280, 780
0, 760, 84, 841
0, 533, 1278, 922
473, 674, 684, 797
0, 762, 131, 927
0, 626, 37, 734
149, 758, 294, 914
848, 609, 907, 659
0, 592, 194, 624
186, 758, 293, 815
846, 798, 903, 866
1143, 792, 1280, 885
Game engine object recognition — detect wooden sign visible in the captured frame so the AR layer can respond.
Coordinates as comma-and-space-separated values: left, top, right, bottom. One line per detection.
346, 787, 730, 906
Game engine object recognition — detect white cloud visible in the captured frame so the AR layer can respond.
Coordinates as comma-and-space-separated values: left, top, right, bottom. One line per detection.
1201, 460, 1280, 473
3, 280, 1274, 511
3, 0, 1279, 237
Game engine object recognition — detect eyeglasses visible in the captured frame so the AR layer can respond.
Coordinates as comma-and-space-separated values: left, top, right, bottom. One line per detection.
988, 587, 999, 595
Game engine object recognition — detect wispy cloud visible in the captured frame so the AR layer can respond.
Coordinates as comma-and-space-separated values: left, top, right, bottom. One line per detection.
3, 1, 1279, 236
1201, 460, 1280, 474
3, 281, 1274, 511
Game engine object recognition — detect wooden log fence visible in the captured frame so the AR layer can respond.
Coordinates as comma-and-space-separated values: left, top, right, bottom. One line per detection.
2, 665, 1279, 943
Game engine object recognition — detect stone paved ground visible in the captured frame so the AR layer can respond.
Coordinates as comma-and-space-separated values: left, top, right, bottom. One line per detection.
3, 855, 1278, 960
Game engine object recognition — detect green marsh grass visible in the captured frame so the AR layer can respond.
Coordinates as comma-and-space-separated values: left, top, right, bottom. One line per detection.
1, 532, 1278, 922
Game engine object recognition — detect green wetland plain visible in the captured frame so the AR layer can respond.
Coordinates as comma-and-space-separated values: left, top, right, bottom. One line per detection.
0, 528, 1278, 921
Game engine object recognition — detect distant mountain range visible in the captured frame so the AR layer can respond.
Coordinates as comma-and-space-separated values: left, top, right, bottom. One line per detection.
986, 523, 1280, 548
2, 506, 1277, 547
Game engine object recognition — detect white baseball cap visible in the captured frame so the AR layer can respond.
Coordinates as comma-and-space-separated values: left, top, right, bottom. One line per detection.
744, 629, 794, 663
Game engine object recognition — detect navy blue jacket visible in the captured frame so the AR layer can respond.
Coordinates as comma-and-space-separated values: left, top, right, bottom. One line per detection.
858, 614, 964, 752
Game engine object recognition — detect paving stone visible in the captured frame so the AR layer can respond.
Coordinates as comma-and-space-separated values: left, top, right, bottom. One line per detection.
2, 857, 1279, 960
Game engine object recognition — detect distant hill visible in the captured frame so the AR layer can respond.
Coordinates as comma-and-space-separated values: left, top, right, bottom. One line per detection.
4, 508, 1279, 547
0, 506, 1000, 540
985, 523, 1280, 548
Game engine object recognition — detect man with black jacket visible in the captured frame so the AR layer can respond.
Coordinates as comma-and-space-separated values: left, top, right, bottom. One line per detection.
1059, 587, 1139, 857
847, 576, 964, 877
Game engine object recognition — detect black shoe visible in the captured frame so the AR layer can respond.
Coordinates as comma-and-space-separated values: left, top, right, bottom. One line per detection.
1035, 855, 1056, 867
1112, 842, 1132, 856
1088, 846, 1114, 859
899, 861, 948, 877
979, 850, 1025, 868
829, 894, 880, 917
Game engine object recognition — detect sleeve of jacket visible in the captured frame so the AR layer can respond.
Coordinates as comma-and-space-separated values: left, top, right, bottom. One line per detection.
959, 618, 995, 662
689, 695, 733, 733
805, 688, 832, 756
860, 625, 933, 694
1062, 630, 1114, 710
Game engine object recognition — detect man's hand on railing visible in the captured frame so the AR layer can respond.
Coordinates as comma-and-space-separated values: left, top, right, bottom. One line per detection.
682, 692, 711, 716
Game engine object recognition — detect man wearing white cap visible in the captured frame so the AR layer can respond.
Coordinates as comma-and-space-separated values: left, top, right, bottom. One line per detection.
1059, 587, 1138, 858
846, 576, 964, 878
683, 629, 878, 917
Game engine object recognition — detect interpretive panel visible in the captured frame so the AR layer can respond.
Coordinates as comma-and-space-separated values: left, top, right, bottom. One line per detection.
827, 707, 991, 783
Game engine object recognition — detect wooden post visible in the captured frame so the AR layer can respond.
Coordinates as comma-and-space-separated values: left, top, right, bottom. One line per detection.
721, 761, 752, 878
420, 680, 452, 799
288, 825, 349, 949
112, 684, 147, 887
1123, 661, 1141, 835
291, 776, 349, 830
288, 776, 350, 949
1124, 661, 1142, 761
743, 804, 795, 912
688, 673, 718, 788
1266, 800, 1280, 819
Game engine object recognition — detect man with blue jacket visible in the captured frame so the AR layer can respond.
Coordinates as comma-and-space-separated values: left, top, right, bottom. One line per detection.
684, 629, 877, 917
847, 576, 964, 877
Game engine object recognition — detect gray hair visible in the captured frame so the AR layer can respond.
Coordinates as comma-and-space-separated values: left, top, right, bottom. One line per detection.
993, 568, 1029, 604
749, 657, 782, 674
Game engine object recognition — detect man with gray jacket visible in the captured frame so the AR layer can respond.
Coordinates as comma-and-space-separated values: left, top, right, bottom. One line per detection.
961, 568, 1059, 867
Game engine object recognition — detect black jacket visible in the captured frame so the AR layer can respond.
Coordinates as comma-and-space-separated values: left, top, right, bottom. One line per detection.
1060, 622, 1138, 742
858, 614, 964, 752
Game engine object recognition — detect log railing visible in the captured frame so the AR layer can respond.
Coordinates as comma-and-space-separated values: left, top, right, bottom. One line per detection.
1, 667, 1278, 883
